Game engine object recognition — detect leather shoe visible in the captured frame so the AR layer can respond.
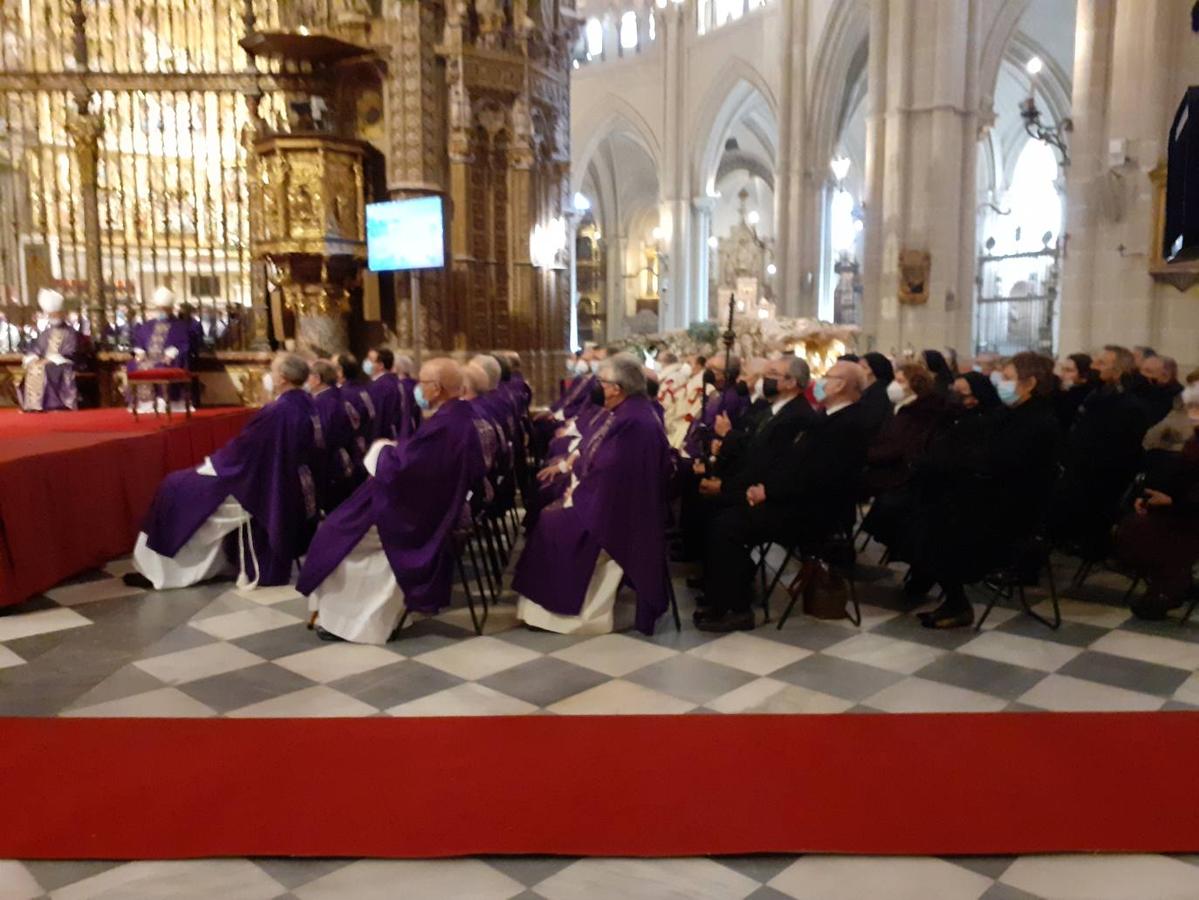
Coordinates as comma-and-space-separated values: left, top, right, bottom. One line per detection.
692, 605, 721, 625
695, 609, 756, 632
919, 606, 973, 629
315, 625, 346, 642
122, 572, 153, 590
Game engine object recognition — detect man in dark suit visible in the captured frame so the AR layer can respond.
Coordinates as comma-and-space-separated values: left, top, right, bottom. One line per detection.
696, 360, 872, 632
682, 357, 817, 581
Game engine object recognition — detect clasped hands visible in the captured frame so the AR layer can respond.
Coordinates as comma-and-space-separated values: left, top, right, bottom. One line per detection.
1135, 488, 1172, 516
746, 484, 766, 507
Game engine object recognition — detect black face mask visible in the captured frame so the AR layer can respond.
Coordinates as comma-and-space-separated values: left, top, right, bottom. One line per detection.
702, 369, 717, 387
647, 379, 659, 399
734, 381, 750, 397
590, 384, 606, 406
761, 377, 779, 399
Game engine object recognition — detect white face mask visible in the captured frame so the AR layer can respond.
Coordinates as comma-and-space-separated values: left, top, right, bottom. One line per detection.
262, 372, 274, 397
362, 360, 376, 377
886, 380, 906, 404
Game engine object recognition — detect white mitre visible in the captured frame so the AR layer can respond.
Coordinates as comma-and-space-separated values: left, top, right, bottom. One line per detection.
150, 286, 176, 309
37, 288, 64, 314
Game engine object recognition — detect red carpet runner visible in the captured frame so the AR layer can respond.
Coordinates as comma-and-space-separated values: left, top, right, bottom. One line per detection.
0, 407, 254, 606
2, 712, 1197, 859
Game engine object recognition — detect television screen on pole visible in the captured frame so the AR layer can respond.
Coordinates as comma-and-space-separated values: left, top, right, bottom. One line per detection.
366, 196, 445, 271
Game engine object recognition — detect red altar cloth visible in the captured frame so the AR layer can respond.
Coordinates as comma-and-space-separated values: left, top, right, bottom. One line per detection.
0, 407, 254, 607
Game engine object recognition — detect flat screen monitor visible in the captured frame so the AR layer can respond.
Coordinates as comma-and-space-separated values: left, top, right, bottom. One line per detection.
366, 196, 445, 272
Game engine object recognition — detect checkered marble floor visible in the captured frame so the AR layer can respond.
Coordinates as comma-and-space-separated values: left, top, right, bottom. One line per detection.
7, 853, 1199, 899
2, 546, 1199, 718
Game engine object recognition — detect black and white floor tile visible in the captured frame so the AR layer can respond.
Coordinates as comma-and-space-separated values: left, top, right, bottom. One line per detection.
7, 853, 1199, 899
3, 546, 1198, 897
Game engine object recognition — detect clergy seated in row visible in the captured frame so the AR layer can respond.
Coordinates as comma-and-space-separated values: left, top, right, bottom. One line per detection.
298, 359, 486, 644
308, 359, 366, 514
530, 345, 603, 458
18, 288, 90, 412
694, 360, 873, 631
682, 354, 752, 460
335, 352, 376, 458
364, 347, 420, 443
463, 362, 514, 512
513, 353, 673, 636
124, 354, 323, 591
128, 286, 192, 414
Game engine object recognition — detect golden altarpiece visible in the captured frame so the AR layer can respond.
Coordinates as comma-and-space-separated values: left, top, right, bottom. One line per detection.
0, 0, 577, 405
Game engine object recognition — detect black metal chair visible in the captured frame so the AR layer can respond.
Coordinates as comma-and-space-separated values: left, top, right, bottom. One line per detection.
974, 535, 1061, 631
771, 530, 863, 630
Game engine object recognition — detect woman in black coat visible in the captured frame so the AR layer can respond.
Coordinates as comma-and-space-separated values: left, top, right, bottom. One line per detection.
858, 352, 895, 438
912, 352, 1062, 628
861, 363, 949, 557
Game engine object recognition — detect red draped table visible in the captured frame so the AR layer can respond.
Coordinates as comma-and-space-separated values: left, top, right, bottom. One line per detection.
0, 407, 254, 607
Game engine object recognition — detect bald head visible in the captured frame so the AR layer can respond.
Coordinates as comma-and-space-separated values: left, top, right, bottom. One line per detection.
463, 362, 491, 399
419, 358, 463, 412
823, 360, 863, 407
470, 354, 501, 390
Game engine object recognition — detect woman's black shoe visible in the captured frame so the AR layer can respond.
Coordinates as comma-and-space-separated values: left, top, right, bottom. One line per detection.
919, 602, 974, 629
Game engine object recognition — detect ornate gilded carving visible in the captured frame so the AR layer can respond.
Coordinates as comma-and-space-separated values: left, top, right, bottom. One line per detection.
898, 249, 932, 305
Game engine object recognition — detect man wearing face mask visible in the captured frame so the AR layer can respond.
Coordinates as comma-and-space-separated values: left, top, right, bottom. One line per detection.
334, 353, 375, 459
682, 355, 751, 461
126, 353, 323, 591
299, 359, 486, 643
307, 358, 365, 514
128, 286, 191, 414
18, 288, 90, 412
364, 346, 418, 443
696, 361, 872, 631
513, 353, 672, 634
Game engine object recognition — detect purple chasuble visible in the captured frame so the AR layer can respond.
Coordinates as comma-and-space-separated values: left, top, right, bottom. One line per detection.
313, 385, 364, 513
551, 374, 586, 413
128, 317, 190, 370
683, 385, 750, 458
296, 399, 486, 614
365, 372, 406, 442
140, 389, 322, 580
399, 376, 421, 439
19, 323, 86, 411
512, 394, 672, 634
341, 381, 375, 456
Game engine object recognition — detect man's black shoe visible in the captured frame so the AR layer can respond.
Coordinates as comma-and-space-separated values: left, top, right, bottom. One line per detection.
122, 572, 154, 590
695, 610, 756, 632
919, 605, 974, 629
315, 625, 345, 642
692, 604, 721, 625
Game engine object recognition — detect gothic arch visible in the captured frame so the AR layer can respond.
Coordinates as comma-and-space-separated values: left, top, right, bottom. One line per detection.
689, 57, 779, 198
807, 0, 870, 172
571, 95, 663, 195
978, 0, 1034, 112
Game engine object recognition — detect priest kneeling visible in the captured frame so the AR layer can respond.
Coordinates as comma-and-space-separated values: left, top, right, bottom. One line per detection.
126, 353, 323, 590
298, 358, 485, 644
513, 352, 672, 635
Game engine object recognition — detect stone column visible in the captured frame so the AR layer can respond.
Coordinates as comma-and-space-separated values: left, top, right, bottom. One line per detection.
871, 0, 979, 354
658, 2, 692, 332
1058, 0, 1117, 353
606, 233, 628, 341
860, 0, 888, 348
690, 196, 716, 323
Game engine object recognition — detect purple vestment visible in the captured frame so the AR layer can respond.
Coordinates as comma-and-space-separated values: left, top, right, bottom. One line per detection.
682, 385, 751, 458
128, 317, 191, 404
340, 381, 375, 456
140, 389, 322, 585
512, 394, 672, 634
366, 372, 419, 442
297, 399, 486, 614
313, 385, 365, 513
19, 323, 86, 412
